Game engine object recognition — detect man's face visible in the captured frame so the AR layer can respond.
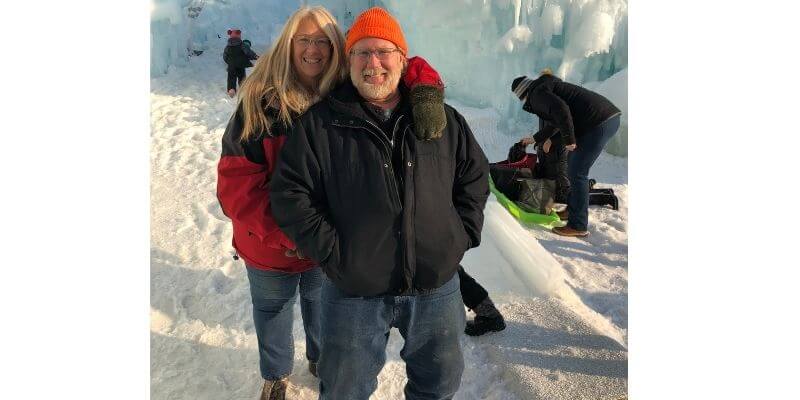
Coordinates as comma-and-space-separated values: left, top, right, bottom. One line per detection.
349, 37, 405, 102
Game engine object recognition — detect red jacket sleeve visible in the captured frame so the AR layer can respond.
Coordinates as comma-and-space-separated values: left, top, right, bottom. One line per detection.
216, 108, 296, 251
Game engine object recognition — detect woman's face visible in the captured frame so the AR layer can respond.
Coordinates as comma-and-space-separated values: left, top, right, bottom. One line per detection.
291, 18, 332, 89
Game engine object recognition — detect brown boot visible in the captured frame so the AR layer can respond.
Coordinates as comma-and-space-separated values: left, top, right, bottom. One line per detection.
259, 378, 288, 400
553, 225, 589, 237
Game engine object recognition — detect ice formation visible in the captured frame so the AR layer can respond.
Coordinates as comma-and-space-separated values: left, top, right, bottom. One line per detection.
151, 0, 627, 155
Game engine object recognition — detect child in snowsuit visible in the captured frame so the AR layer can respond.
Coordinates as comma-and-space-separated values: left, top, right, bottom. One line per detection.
223, 29, 258, 97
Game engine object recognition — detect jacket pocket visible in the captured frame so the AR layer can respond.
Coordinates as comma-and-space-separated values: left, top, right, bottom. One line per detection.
320, 234, 343, 282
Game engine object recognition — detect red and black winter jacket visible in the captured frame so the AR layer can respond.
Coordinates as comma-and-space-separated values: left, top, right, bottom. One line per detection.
217, 105, 315, 272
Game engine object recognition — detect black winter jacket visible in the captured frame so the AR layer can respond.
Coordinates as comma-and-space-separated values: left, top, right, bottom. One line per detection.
524, 74, 621, 146
223, 38, 257, 70
270, 82, 490, 296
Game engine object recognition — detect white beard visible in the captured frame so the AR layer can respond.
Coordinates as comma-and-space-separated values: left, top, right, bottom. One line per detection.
351, 66, 402, 101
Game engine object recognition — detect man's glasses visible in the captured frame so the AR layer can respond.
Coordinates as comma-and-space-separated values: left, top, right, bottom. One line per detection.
294, 36, 332, 49
350, 48, 402, 61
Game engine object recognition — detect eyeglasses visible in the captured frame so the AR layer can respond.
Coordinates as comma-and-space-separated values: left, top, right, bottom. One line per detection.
293, 36, 332, 49
350, 48, 402, 61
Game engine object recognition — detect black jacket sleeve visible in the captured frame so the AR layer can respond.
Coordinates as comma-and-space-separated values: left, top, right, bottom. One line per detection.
452, 110, 490, 249
269, 118, 341, 269
527, 86, 576, 145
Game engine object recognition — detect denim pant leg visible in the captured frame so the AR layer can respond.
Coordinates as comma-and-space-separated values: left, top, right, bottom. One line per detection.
298, 267, 322, 363
246, 266, 300, 380
318, 277, 392, 400
398, 275, 466, 400
566, 115, 621, 231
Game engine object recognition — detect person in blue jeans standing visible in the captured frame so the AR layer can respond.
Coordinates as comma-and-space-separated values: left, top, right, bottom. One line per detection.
216, 7, 352, 399
270, 8, 490, 399
515, 69, 622, 237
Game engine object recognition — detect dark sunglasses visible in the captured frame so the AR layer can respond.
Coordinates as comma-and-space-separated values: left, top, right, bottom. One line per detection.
227, 29, 241, 35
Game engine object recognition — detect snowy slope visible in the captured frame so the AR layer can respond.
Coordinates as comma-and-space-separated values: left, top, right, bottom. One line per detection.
150, 41, 628, 399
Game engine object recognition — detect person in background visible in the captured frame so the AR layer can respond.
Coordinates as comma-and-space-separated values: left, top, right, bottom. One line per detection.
459, 265, 506, 336
270, 7, 489, 399
242, 39, 259, 60
514, 68, 621, 237
223, 28, 259, 98
217, 6, 452, 400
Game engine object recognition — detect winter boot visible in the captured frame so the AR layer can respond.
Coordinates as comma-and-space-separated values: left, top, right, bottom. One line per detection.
258, 378, 288, 400
465, 297, 506, 336
556, 208, 569, 220
552, 225, 589, 237
308, 361, 318, 378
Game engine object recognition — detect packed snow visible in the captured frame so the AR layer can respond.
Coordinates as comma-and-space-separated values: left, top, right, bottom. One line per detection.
150, 31, 628, 398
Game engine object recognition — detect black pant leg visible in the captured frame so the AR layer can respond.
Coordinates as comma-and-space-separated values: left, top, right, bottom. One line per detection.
236, 68, 246, 88
457, 266, 489, 310
226, 69, 237, 91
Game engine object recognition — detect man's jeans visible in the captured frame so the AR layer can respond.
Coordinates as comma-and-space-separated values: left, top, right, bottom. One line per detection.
246, 266, 322, 380
318, 274, 466, 400
566, 114, 621, 231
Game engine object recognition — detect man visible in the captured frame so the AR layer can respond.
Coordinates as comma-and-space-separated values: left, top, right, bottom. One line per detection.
270, 7, 489, 399
514, 69, 621, 237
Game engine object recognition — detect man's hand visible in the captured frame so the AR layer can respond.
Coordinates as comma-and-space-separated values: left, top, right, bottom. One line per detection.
565, 144, 577, 151
542, 139, 552, 153
284, 248, 307, 260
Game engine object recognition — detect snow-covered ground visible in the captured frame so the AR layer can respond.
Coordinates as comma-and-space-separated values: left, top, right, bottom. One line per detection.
151, 41, 628, 400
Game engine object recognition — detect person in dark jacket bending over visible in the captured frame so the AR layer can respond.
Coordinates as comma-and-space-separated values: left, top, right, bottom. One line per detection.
514, 69, 621, 237
223, 28, 258, 98
270, 7, 489, 399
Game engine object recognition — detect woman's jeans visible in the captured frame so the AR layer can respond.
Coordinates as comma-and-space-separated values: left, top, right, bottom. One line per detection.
318, 274, 466, 400
566, 114, 621, 231
245, 266, 322, 380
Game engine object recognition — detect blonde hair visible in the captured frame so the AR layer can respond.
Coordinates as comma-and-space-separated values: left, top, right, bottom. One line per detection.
237, 6, 347, 141
540, 67, 553, 76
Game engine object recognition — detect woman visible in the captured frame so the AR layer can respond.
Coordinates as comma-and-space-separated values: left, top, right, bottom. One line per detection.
216, 6, 450, 399
216, 7, 344, 399
513, 69, 622, 237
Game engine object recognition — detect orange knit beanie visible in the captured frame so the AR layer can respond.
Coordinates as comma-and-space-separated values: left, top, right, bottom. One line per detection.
345, 7, 408, 55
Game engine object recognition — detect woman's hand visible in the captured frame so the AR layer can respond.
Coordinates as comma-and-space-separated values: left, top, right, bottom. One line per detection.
565, 144, 577, 151
520, 137, 535, 146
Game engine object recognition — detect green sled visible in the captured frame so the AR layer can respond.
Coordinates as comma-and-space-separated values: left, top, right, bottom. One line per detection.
488, 176, 563, 229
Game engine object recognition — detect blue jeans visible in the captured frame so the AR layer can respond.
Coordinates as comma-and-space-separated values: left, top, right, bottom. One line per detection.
318, 274, 466, 400
566, 114, 621, 231
246, 266, 322, 380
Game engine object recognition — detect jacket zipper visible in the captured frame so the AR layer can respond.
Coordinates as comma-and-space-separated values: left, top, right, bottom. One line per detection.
331, 118, 403, 209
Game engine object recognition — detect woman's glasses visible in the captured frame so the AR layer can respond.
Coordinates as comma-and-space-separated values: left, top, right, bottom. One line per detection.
293, 36, 332, 49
